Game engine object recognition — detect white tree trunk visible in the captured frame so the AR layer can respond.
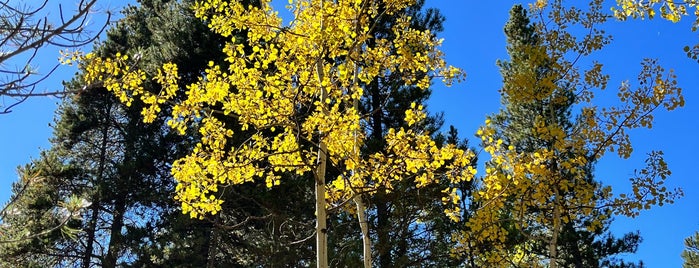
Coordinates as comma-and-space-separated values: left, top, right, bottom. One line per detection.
315, 1, 328, 265
355, 195, 372, 268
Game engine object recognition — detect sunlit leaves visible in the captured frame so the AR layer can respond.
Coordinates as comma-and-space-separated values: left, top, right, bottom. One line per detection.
613, 0, 698, 23
75, 0, 470, 221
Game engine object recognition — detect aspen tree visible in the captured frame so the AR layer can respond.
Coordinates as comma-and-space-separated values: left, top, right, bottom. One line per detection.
75, 0, 472, 266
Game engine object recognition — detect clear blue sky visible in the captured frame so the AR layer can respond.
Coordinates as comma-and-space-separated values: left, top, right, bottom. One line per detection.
1, 1, 698, 267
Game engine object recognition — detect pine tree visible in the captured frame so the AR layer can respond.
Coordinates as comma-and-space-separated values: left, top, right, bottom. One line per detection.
683, 231, 699, 268
0, 156, 85, 267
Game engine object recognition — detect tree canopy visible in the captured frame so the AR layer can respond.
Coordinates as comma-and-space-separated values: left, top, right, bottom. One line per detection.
1, 0, 694, 267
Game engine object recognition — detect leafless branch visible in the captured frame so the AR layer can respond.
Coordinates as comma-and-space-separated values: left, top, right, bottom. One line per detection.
0, 0, 112, 113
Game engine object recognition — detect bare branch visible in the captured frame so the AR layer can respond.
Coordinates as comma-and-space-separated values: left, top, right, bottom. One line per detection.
0, 0, 112, 113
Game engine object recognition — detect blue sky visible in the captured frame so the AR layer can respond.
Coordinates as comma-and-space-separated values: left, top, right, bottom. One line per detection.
1, 1, 698, 267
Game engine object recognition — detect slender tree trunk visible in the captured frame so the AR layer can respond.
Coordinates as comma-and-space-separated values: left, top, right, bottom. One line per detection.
206, 223, 218, 268
315, 145, 328, 268
369, 79, 391, 268
200, 222, 213, 266
315, 2, 328, 265
82, 200, 99, 268
363, 66, 393, 268
549, 193, 561, 268
350, 61, 371, 268
549, 154, 563, 268
376, 197, 391, 268
396, 216, 408, 263
83, 100, 112, 268
355, 195, 372, 268
103, 197, 126, 268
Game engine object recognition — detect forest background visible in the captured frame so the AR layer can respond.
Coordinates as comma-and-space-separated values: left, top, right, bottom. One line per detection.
0, 0, 697, 267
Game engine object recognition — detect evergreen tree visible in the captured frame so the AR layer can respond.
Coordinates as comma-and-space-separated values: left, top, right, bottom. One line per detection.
683, 231, 699, 268
0, 156, 85, 268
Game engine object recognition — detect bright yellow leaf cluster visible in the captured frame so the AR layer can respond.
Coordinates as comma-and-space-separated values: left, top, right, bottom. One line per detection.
76, 0, 470, 220
80, 52, 147, 108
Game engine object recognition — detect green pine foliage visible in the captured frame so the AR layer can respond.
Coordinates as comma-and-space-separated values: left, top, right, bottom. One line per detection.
684, 231, 699, 268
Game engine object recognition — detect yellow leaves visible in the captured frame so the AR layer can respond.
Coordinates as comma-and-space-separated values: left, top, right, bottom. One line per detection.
587, 59, 684, 159
59, 49, 83, 66
529, 0, 548, 12
457, 3, 685, 264
583, 61, 609, 92
404, 102, 426, 127
73, 0, 468, 220
77, 51, 148, 109
327, 125, 475, 209
609, 151, 683, 217
613, 0, 698, 24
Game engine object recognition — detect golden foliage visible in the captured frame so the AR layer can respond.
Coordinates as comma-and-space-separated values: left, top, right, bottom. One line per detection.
76, 0, 471, 220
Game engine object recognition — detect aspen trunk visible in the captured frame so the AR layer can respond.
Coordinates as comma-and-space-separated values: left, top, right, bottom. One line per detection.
315, 79, 329, 267
549, 194, 561, 268
355, 195, 372, 268
315, 1, 328, 264
103, 198, 125, 268
315, 159, 328, 268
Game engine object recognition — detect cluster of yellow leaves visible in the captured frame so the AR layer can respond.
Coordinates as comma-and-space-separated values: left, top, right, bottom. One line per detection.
613, 0, 699, 24
328, 105, 476, 221
80, 52, 147, 108
463, 76, 683, 264
76, 0, 470, 220
462, 115, 600, 260
59, 49, 83, 66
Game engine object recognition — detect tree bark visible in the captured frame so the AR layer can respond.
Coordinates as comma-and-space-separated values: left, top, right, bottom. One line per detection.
81, 200, 99, 268
206, 223, 218, 268
103, 197, 125, 268
376, 196, 391, 268
355, 195, 372, 268
549, 193, 561, 268
315, 2, 328, 265
83, 100, 112, 268
315, 144, 328, 268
